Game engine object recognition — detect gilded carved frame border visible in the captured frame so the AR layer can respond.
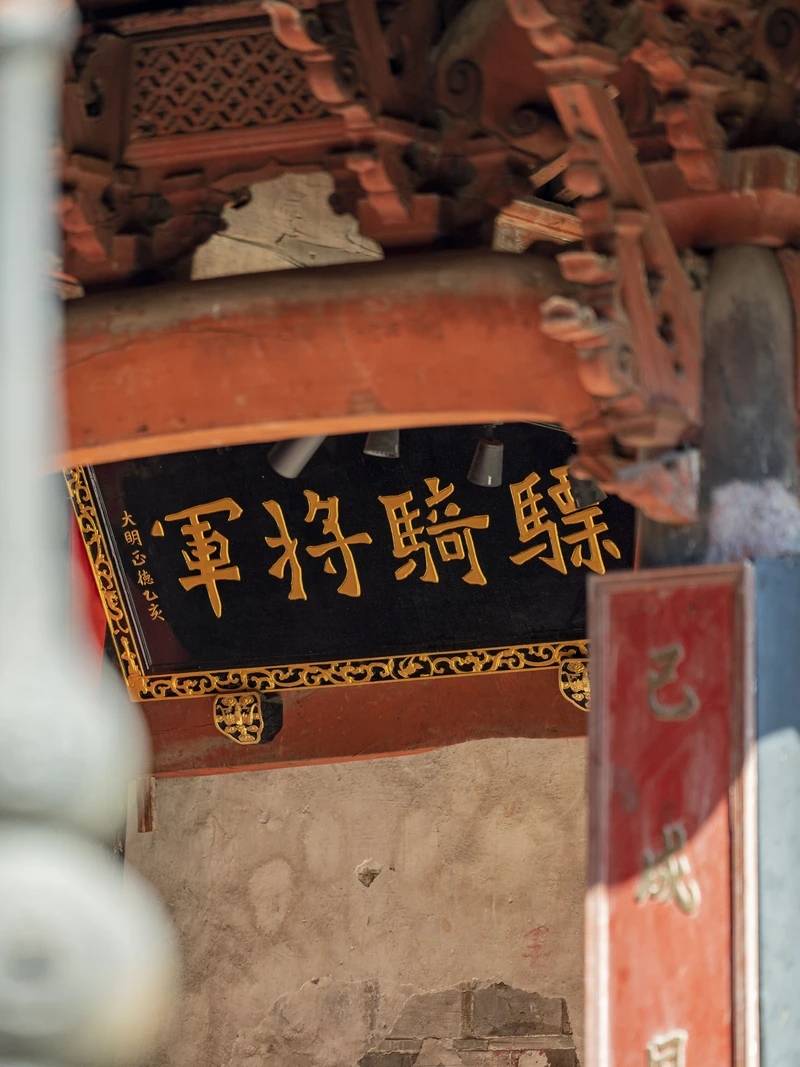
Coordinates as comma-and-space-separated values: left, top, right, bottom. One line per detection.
66, 466, 590, 707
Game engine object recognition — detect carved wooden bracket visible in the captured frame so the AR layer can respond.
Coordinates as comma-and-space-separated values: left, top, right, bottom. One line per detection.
507, 5, 704, 520
263, 0, 570, 249
265, 0, 373, 129
62, 5, 343, 285
548, 78, 702, 432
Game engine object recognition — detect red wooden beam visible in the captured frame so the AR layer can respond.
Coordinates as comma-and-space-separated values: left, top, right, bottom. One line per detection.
61, 251, 592, 468
144, 669, 587, 778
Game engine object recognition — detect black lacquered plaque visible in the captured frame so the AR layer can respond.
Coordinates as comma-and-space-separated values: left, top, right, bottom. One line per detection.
67, 424, 634, 701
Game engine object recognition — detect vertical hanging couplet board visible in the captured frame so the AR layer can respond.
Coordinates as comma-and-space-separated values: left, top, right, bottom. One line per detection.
587, 565, 758, 1067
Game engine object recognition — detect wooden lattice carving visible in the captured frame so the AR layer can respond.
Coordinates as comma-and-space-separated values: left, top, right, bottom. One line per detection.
62, 0, 800, 295
129, 27, 327, 139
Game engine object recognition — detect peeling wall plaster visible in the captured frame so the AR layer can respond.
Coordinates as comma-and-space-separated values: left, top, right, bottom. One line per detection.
127, 736, 587, 1067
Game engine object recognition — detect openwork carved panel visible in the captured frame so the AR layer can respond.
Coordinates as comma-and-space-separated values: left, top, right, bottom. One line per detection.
129, 27, 327, 139
558, 657, 590, 710
213, 694, 264, 745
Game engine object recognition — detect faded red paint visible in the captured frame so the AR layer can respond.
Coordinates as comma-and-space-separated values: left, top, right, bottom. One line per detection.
143, 668, 587, 777
523, 925, 548, 964
588, 566, 751, 1067
61, 252, 592, 468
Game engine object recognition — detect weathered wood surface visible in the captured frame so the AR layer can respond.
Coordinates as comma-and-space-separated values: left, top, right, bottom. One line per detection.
588, 565, 756, 1067
143, 669, 588, 778
62, 251, 589, 467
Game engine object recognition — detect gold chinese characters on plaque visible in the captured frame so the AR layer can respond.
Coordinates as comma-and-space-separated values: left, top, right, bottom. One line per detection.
145, 468, 621, 620
66, 428, 634, 704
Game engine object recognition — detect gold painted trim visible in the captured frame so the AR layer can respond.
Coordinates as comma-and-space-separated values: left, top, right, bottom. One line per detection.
213, 694, 264, 745
67, 466, 147, 694
67, 466, 589, 706
558, 658, 590, 711
131, 640, 590, 701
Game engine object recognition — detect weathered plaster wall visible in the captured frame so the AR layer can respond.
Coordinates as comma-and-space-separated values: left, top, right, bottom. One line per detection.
127, 736, 587, 1066
192, 173, 382, 279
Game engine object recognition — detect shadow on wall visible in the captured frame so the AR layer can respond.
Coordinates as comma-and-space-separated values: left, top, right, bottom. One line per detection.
360, 982, 577, 1067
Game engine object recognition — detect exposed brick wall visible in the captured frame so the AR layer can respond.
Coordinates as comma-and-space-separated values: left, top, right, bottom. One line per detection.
361, 983, 577, 1067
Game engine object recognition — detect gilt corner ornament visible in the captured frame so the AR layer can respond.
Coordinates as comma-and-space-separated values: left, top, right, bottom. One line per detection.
213, 694, 264, 745
558, 658, 590, 711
